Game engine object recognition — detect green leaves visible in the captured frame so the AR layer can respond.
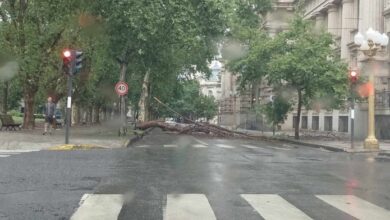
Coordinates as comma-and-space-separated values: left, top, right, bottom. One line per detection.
267, 15, 348, 109
154, 80, 218, 121
262, 94, 291, 127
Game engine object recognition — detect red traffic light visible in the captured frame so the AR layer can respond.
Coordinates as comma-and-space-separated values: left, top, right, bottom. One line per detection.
63, 50, 72, 58
349, 70, 359, 83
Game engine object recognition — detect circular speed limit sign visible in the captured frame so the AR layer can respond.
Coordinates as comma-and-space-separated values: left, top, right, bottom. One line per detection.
115, 81, 129, 96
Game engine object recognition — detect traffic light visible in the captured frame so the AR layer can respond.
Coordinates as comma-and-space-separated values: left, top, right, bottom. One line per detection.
61, 49, 83, 75
349, 70, 359, 83
75, 51, 83, 73
62, 49, 74, 75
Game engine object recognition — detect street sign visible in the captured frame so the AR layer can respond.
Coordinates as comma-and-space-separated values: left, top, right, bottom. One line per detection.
269, 95, 274, 102
115, 81, 129, 96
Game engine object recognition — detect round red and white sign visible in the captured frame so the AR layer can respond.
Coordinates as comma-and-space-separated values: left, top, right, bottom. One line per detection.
115, 81, 129, 96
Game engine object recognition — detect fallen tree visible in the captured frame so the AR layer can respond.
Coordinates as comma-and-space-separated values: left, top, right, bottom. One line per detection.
136, 120, 252, 138
135, 97, 253, 138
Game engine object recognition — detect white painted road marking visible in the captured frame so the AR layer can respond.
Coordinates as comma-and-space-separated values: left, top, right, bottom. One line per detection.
316, 195, 390, 220
70, 194, 124, 220
241, 194, 313, 220
242, 144, 258, 149
0, 150, 39, 153
266, 146, 291, 151
193, 144, 208, 148
216, 144, 235, 149
0, 150, 38, 158
193, 137, 209, 146
135, 145, 150, 148
164, 194, 216, 220
164, 145, 178, 148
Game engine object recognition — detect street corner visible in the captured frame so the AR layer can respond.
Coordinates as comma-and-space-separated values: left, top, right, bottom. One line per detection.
46, 144, 106, 151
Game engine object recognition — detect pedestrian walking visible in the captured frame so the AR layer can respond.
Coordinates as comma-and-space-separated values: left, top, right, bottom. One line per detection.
43, 97, 56, 135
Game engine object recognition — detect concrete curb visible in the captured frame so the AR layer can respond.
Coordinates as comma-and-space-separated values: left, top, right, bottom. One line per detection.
258, 136, 390, 153
269, 137, 345, 152
47, 144, 106, 151
379, 151, 390, 157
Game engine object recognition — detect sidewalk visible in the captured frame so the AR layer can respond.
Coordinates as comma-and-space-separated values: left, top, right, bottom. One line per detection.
237, 128, 390, 154
0, 123, 134, 150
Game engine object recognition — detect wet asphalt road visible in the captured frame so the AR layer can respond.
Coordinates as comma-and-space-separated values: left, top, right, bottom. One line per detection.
0, 130, 389, 220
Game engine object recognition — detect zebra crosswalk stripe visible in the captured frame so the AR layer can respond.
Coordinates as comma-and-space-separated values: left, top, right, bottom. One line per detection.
164, 194, 216, 220
135, 145, 150, 148
164, 145, 178, 148
216, 144, 235, 149
242, 144, 258, 149
193, 144, 208, 148
68, 193, 390, 220
70, 194, 123, 220
316, 195, 390, 220
241, 194, 313, 220
0, 155, 10, 158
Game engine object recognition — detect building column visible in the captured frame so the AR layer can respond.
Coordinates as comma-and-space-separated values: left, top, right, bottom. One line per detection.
332, 110, 339, 132
327, 3, 339, 36
360, 0, 384, 32
315, 12, 326, 30
319, 111, 325, 131
341, 0, 355, 60
308, 110, 313, 130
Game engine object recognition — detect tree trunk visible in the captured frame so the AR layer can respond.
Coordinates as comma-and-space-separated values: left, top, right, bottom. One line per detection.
87, 106, 93, 125
138, 70, 150, 122
295, 89, 302, 140
273, 123, 276, 136
119, 62, 127, 131
2, 82, 9, 114
94, 105, 100, 124
23, 91, 36, 129
72, 103, 80, 125
103, 107, 107, 122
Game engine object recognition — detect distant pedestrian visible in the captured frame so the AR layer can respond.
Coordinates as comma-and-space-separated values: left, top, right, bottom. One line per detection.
43, 97, 56, 135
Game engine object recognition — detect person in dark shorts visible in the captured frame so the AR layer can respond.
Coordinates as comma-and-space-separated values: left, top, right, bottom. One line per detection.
43, 97, 56, 135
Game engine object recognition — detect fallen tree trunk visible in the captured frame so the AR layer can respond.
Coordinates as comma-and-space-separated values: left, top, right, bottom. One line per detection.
145, 97, 253, 138
136, 120, 251, 138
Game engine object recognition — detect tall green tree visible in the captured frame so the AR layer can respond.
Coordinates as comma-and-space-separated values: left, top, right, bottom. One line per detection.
95, 0, 226, 121
267, 16, 348, 139
0, 0, 87, 128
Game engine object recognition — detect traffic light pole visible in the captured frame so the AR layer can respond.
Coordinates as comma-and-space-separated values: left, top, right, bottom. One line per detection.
350, 83, 355, 150
65, 75, 72, 144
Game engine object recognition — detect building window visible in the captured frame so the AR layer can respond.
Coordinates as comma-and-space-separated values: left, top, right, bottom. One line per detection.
208, 90, 213, 97
312, 116, 319, 130
302, 116, 308, 129
338, 116, 348, 132
324, 116, 333, 131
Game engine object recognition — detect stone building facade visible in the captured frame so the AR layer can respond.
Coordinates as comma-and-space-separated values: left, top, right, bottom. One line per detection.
280, 0, 390, 139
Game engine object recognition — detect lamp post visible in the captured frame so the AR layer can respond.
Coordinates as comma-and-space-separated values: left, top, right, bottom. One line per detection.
354, 28, 389, 149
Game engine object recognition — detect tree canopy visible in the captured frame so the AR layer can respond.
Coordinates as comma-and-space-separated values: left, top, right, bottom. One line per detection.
228, 14, 348, 139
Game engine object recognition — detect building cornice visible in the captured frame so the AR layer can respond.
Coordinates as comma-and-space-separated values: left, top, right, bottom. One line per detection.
304, 0, 341, 19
